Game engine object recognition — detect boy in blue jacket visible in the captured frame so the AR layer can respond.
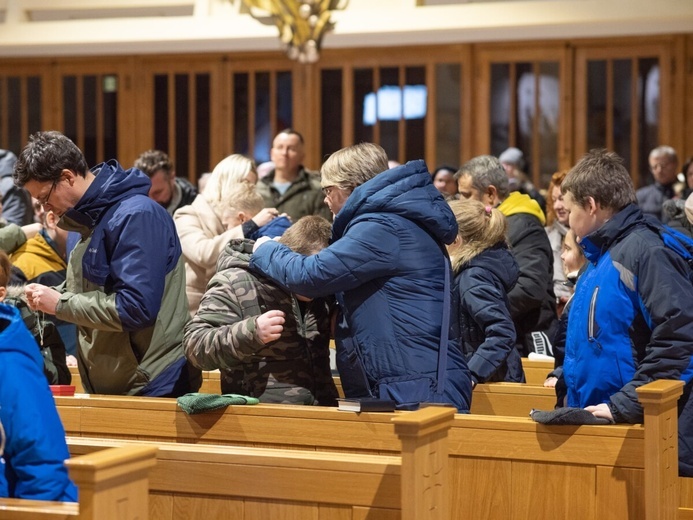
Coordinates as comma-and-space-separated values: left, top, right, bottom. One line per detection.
560, 148, 693, 476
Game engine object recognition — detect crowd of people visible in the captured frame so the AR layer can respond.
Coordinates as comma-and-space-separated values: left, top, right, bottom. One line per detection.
2, 130, 693, 502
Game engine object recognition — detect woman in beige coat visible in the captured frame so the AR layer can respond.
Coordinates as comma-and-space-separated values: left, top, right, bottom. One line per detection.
174, 155, 278, 315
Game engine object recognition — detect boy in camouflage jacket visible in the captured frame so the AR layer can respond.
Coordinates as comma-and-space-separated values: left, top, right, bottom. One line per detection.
183, 216, 338, 405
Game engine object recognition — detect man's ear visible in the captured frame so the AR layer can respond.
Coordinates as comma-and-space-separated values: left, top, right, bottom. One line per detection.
486, 185, 499, 206
0, 286, 6, 302
586, 196, 599, 215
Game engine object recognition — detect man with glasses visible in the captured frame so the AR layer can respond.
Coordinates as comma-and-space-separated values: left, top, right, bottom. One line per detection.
636, 145, 683, 222
13, 131, 201, 397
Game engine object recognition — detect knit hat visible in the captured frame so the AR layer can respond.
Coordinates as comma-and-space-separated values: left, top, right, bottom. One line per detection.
530, 407, 614, 425
177, 393, 259, 414
498, 147, 525, 170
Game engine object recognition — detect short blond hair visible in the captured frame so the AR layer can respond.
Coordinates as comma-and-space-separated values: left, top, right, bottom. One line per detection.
447, 199, 507, 271
223, 182, 264, 216
320, 143, 389, 191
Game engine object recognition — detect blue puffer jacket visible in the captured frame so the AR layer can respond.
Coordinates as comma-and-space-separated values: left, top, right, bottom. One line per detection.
0, 304, 78, 501
250, 160, 472, 411
453, 244, 524, 384
564, 203, 693, 476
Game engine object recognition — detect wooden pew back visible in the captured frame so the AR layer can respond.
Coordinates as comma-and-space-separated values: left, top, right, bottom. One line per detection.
56, 380, 684, 520
0, 445, 157, 520
66, 407, 455, 520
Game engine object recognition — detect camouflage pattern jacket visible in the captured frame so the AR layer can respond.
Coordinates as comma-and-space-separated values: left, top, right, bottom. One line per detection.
183, 239, 338, 405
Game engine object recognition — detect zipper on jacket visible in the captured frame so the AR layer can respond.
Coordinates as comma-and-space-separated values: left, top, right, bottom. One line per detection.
587, 286, 602, 350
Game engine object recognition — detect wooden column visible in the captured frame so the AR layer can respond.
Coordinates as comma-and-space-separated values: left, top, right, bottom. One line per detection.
392, 406, 455, 520
636, 379, 684, 520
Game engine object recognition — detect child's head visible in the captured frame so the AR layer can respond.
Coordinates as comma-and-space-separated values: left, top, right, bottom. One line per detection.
447, 199, 507, 270
221, 183, 265, 229
561, 149, 636, 239
560, 228, 586, 277
0, 250, 11, 300
278, 215, 332, 256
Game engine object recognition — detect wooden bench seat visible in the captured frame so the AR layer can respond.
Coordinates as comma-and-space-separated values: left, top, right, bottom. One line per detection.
56, 380, 686, 519
0, 445, 157, 520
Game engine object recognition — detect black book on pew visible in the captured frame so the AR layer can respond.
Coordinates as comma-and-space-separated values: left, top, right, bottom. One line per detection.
337, 398, 397, 413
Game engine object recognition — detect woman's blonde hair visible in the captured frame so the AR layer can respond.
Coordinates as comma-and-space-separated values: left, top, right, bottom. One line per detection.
447, 199, 507, 271
204, 154, 257, 214
320, 143, 389, 191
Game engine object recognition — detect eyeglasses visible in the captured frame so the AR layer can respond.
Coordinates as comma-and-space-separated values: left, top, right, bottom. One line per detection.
37, 178, 59, 208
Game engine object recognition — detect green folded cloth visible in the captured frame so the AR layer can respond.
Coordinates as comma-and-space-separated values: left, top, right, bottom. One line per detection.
177, 393, 260, 414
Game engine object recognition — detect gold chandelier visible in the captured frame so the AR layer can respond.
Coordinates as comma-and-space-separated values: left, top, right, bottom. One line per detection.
241, 0, 348, 63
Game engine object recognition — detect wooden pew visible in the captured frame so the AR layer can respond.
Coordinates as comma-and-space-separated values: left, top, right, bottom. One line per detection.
66, 406, 455, 520
56, 380, 685, 520
0, 445, 157, 520
521, 357, 554, 385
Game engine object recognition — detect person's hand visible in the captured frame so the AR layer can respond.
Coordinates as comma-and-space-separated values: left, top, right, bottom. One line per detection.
585, 403, 613, 421
256, 310, 285, 344
65, 355, 78, 367
24, 283, 61, 315
252, 208, 280, 227
21, 222, 42, 239
544, 376, 558, 388
252, 235, 274, 253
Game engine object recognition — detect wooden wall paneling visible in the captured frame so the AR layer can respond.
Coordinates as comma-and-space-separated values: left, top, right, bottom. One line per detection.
318, 504, 352, 520
686, 36, 693, 158
559, 42, 573, 171
671, 35, 686, 160
573, 46, 588, 160
248, 70, 256, 163
472, 43, 490, 155
630, 58, 641, 186
133, 60, 155, 165
187, 70, 196, 183
342, 64, 354, 150
0, 75, 7, 148
424, 61, 436, 169
531, 62, 540, 186
461, 45, 474, 165
605, 58, 614, 153
398, 66, 406, 165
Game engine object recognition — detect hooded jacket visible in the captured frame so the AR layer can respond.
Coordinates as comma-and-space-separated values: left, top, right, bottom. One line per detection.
184, 239, 337, 405
256, 167, 332, 223
0, 304, 77, 501
250, 160, 472, 411
10, 230, 66, 286
564, 203, 693, 476
453, 244, 524, 384
0, 149, 33, 226
55, 160, 200, 396
499, 191, 558, 355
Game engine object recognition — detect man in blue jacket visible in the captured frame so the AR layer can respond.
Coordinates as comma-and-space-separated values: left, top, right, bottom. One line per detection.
561, 148, 693, 476
13, 131, 200, 396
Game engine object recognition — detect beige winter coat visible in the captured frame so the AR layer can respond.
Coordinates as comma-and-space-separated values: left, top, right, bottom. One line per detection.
174, 195, 243, 315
